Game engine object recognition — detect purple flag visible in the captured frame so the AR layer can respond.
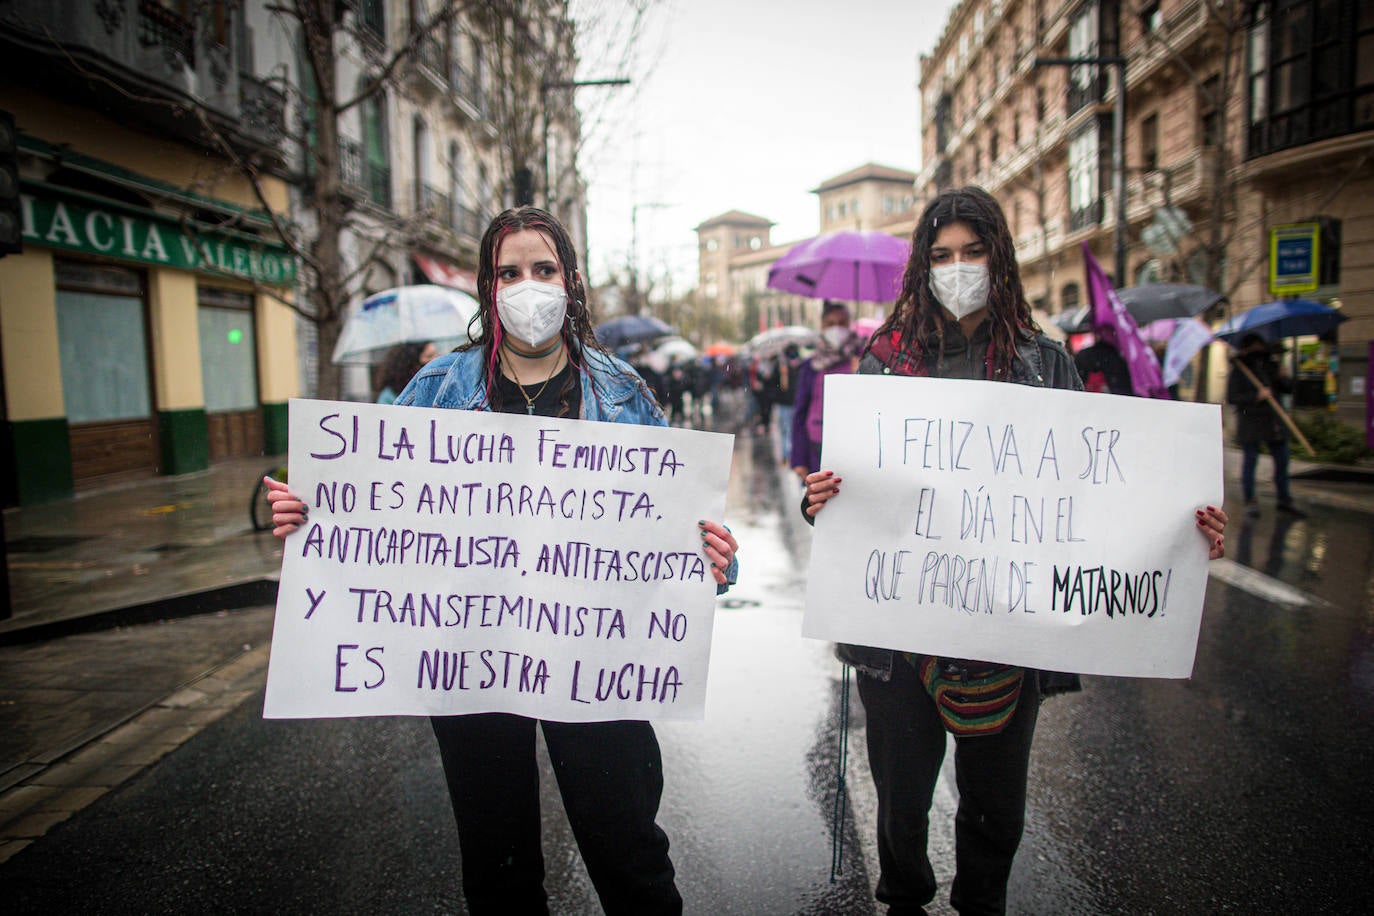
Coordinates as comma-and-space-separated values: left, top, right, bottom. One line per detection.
1082, 243, 1170, 399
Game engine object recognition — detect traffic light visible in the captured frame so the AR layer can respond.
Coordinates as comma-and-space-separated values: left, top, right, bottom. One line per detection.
0, 109, 21, 257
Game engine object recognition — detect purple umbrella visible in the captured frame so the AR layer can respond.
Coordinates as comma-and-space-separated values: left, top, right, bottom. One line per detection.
767, 230, 911, 303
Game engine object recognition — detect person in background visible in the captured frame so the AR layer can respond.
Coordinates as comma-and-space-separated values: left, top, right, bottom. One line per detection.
749, 354, 781, 436
1227, 332, 1304, 518
374, 340, 437, 404
1073, 337, 1133, 395
801, 186, 1228, 916
790, 301, 858, 480
774, 343, 800, 465
265, 206, 738, 916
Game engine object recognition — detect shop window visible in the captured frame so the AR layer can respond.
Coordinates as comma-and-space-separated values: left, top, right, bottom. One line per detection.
198, 288, 259, 414
57, 289, 152, 424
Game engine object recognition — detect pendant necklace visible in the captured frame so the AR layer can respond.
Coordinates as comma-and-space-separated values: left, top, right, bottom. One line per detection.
506, 346, 564, 415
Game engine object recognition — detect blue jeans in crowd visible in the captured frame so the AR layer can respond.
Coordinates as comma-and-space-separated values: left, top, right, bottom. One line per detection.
1241, 438, 1292, 505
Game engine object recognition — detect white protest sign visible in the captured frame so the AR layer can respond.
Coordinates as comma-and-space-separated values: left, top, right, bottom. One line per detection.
264, 398, 734, 721
802, 375, 1222, 678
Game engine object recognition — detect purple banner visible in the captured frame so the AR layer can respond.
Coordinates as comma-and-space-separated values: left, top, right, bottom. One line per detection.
1082, 243, 1170, 399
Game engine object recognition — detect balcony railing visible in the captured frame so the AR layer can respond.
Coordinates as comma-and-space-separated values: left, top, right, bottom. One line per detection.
138, 0, 195, 68
413, 181, 452, 224
448, 62, 486, 117
239, 74, 286, 145
1069, 198, 1104, 233
454, 203, 484, 239
417, 34, 445, 75
340, 139, 392, 210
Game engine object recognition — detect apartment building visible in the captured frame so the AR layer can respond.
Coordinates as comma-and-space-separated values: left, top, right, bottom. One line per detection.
919, 0, 1372, 424
696, 163, 918, 335
0, 0, 583, 506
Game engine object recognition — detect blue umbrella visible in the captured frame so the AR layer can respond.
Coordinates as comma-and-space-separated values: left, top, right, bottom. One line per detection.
1214, 298, 1346, 344
595, 314, 676, 349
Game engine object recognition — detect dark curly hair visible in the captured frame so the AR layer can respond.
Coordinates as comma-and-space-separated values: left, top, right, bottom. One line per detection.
374, 342, 431, 397
468, 206, 654, 414
873, 186, 1041, 377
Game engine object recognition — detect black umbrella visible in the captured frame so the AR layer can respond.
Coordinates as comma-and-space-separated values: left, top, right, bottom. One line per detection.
595, 314, 676, 349
1116, 283, 1224, 325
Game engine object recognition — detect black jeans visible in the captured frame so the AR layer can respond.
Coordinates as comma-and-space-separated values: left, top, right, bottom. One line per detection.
857, 659, 1041, 916
430, 714, 681, 915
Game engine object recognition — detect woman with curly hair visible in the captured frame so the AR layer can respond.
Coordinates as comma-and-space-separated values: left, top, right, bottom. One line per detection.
265, 206, 738, 915
802, 187, 1227, 915
373, 340, 437, 404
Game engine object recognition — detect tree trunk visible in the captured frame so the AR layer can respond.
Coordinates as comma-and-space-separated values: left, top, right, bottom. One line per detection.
307, 0, 344, 401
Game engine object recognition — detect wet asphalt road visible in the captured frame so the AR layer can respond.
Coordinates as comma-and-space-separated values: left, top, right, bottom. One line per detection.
6, 405, 1374, 914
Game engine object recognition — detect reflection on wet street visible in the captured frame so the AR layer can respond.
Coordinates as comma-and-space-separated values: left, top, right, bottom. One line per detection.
657, 395, 876, 914
1016, 492, 1374, 914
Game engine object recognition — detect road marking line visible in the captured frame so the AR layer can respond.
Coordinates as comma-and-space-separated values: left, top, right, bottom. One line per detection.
1208, 559, 1318, 607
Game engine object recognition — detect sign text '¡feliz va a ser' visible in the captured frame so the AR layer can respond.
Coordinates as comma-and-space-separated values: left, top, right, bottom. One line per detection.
308, 412, 688, 477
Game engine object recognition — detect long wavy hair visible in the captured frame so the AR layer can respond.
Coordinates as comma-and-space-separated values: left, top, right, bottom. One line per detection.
467, 206, 638, 414
373, 342, 431, 397
873, 186, 1040, 377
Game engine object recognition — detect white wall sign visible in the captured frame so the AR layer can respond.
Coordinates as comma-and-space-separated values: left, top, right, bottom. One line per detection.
803, 375, 1222, 678
264, 399, 734, 721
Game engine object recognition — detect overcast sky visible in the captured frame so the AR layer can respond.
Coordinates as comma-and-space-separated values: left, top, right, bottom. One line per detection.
569, 0, 961, 296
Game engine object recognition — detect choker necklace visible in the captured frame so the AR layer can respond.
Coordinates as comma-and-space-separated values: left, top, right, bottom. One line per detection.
508, 353, 564, 415
503, 338, 563, 360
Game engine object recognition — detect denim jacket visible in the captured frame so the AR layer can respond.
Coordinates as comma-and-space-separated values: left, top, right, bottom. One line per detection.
397, 344, 737, 591
830, 330, 1082, 692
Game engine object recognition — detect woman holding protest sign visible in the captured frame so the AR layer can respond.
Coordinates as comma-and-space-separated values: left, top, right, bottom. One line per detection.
801, 187, 1227, 916
265, 206, 738, 915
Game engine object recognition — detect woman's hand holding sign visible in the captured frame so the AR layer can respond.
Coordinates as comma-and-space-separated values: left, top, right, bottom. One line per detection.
264, 476, 309, 539
1196, 505, 1228, 559
699, 520, 738, 587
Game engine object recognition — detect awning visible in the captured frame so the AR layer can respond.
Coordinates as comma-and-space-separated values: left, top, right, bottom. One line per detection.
414, 255, 478, 295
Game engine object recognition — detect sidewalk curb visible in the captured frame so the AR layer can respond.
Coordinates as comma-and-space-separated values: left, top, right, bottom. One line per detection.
0, 640, 272, 864
0, 578, 279, 646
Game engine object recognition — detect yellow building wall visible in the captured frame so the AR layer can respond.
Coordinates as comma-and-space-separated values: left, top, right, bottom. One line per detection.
0, 248, 63, 421
257, 292, 300, 403
147, 269, 203, 411
7, 85, 289, 214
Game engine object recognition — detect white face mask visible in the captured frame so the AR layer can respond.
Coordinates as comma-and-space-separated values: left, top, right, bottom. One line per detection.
929, 262, 990, 320
822, 325, 851, 350
496, 280, 567, 347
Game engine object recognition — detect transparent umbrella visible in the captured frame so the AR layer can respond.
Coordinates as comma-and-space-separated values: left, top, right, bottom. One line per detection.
332, 285, 479, 365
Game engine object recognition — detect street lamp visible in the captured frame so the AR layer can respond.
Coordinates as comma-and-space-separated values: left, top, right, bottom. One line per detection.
540, 77, 630, 213
1035, 55, 1128, 286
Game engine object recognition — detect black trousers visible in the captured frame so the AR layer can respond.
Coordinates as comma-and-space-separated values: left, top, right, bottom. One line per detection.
430, 714, 681, 916
856, 659, 1041, 916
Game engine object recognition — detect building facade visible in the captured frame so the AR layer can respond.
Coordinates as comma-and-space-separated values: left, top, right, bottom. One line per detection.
918, 0, 1372, 424
695, 163, 918, 337
1, 0, 299, 505
0, 0, 586, 506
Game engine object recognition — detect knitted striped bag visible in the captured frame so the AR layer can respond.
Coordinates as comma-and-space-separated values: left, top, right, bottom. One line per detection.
917, 656, 1025, 737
